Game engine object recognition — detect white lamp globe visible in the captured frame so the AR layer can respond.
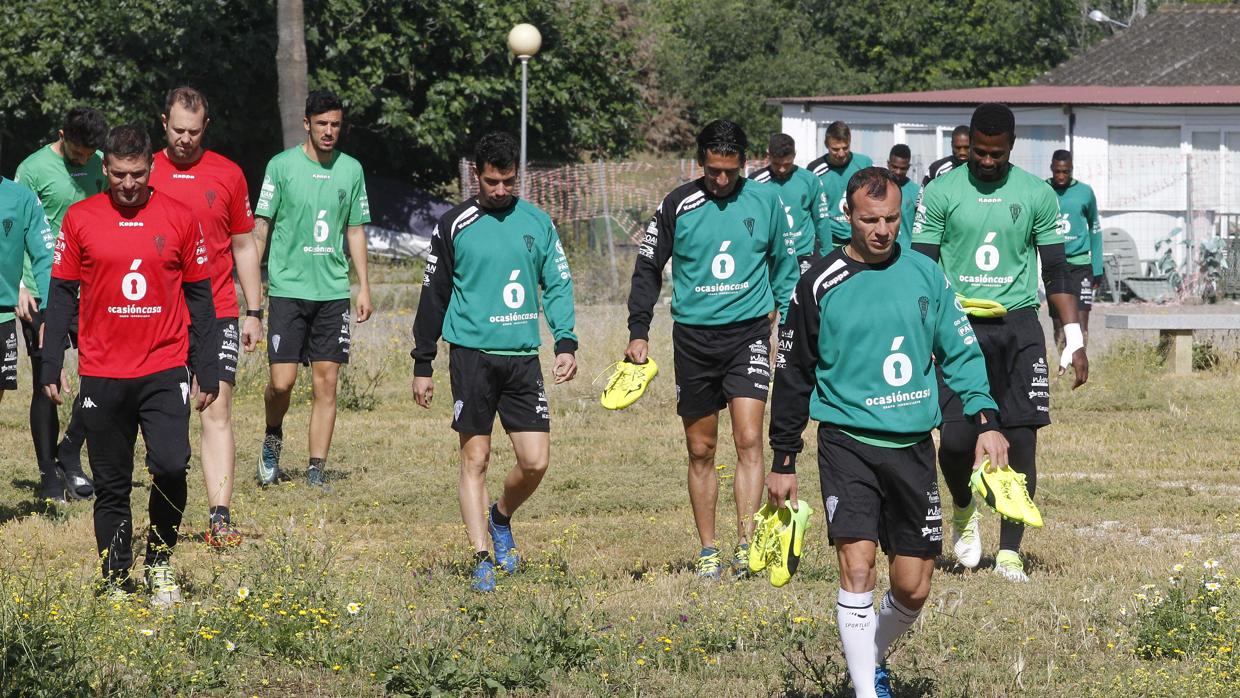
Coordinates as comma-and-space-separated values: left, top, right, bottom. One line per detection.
507, 24, 542, 58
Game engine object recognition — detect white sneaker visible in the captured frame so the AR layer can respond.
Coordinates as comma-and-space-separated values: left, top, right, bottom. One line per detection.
951, 504, 983, 568
146, 562, 183, 608
994, 549, 1030, 583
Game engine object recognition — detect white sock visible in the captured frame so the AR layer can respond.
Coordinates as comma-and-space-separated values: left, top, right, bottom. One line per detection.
837, 588, 878, 698
874, 590, 921, 660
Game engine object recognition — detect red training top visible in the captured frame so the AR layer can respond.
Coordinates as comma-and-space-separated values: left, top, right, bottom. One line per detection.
150, 149, 253, 317
55, 190, 210, 379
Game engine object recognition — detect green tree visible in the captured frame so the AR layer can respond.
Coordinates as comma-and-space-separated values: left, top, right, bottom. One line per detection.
304, 0, 644, 186
643, 0, 866, 151
819, 0, 1086, 92
0, 0, 278, 186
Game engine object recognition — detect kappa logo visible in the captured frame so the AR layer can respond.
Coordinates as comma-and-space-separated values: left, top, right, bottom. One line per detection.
825, 495, 838, 523
82, 397, 98, 409
2, 218, 12, 236
1010, 204, 1022, 222
918, 295, 929, 321
180, 382, 190, 404
205, 190, 217, 209
743, 217, 755, 236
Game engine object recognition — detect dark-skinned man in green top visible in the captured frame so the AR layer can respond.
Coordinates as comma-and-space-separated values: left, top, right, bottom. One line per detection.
912, 103, 1089, 583
807, 121, 873, 248
625, 119, 799, 580
885, 144, 919, 249
412, 132, 578, 593
768, 167, 1008, 698
1047, 149, 1102, 348
12, 106, 108, 502
750, 133, 827, 274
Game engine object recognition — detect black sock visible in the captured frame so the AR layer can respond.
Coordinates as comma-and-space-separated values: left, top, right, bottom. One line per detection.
475, 550, 492, 565
490, 502, 511, 527
309, 457, 325, 471
209, 506, 231, 525
266, 424, 283, 438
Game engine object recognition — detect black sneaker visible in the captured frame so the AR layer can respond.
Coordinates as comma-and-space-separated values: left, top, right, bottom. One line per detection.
58, 461, 95, 500
38, 472, 67, 503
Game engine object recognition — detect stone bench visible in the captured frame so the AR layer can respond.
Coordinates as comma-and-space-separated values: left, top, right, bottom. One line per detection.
1104, 313, 1240, 373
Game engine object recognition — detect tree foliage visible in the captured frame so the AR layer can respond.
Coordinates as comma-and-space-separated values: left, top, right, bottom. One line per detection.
0, 0, 1205, 184
304, 0, 642, 185
0, 0, 277, 185
0, 0, 641, 189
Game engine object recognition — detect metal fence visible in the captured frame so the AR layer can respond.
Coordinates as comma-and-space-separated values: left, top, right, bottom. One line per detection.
460, 154, 1239, 300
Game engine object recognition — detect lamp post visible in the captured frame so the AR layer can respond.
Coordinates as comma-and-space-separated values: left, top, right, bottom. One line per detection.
1087, 9, 1129, 28
507, 23, 542, 198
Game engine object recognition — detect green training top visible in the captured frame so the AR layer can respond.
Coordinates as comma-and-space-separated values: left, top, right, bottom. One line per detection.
749, 165, 826, 257
13, 144, 105, 296
256, 146, 371, 301
0, 178, 53, 311
411, 197, 578, 376
626, 177, 799, 340
808, 152, 874, 246
769, 244, 997, 468
1049, 178, 1103, 276
897, 176, 920, 249
912, 164, 1063, 311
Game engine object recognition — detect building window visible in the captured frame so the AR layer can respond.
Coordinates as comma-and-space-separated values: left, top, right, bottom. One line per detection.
1189, 131, 1221, 213
1011, 126, 1066, 176
1107, 127, 1182, 210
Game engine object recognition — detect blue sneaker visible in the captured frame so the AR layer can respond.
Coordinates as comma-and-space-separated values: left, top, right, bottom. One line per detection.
874, 665, 893, 698
257, 433, 282, 486
488, 506, 520, 574
695, 547, 722, 580
306, 465, 327, 488
471, 557, 497, 592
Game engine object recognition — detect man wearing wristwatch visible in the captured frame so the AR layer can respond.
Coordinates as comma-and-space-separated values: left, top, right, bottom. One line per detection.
149, 87, 261, 547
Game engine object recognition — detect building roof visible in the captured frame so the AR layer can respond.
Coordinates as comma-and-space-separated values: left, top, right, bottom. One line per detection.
768, 85, 1240, 107
1037, 5, 1240, 86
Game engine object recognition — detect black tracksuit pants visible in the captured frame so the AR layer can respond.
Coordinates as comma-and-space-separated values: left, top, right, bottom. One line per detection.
80, 366, 192, 581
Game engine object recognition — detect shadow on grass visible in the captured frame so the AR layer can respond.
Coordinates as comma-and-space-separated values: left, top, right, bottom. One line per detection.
10, 477, 40, 491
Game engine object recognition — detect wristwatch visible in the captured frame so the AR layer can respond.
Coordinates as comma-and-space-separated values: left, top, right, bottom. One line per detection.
246, 309, 264, 320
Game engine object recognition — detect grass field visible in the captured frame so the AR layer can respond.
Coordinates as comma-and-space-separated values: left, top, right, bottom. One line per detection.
1, 288, 1239, 696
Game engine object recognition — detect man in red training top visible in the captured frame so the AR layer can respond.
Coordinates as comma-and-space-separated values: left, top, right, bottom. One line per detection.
41, 124, 218, 606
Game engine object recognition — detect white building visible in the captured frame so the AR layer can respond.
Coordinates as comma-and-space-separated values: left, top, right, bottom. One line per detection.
771, 5, 1240, 268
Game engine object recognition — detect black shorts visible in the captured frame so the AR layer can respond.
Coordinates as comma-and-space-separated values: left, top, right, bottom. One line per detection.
448, 346, 549, 435
14, 304, 78, 362
268, 297, 351, 365
817, 426, 942, 557
939, 308, 1050, 428
190, 317, 240, 385
1, 320, 17, 391
1048, 264, 1094, 316
672, 316, 772, 418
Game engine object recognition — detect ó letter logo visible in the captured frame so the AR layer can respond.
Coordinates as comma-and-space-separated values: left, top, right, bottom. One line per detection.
313, 209, 330, 242
882, 336, 913, 387
121, 260, 148, 301
712, 241, 736, 280
503, 270, 526, 309
974, 232, 1000, 272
